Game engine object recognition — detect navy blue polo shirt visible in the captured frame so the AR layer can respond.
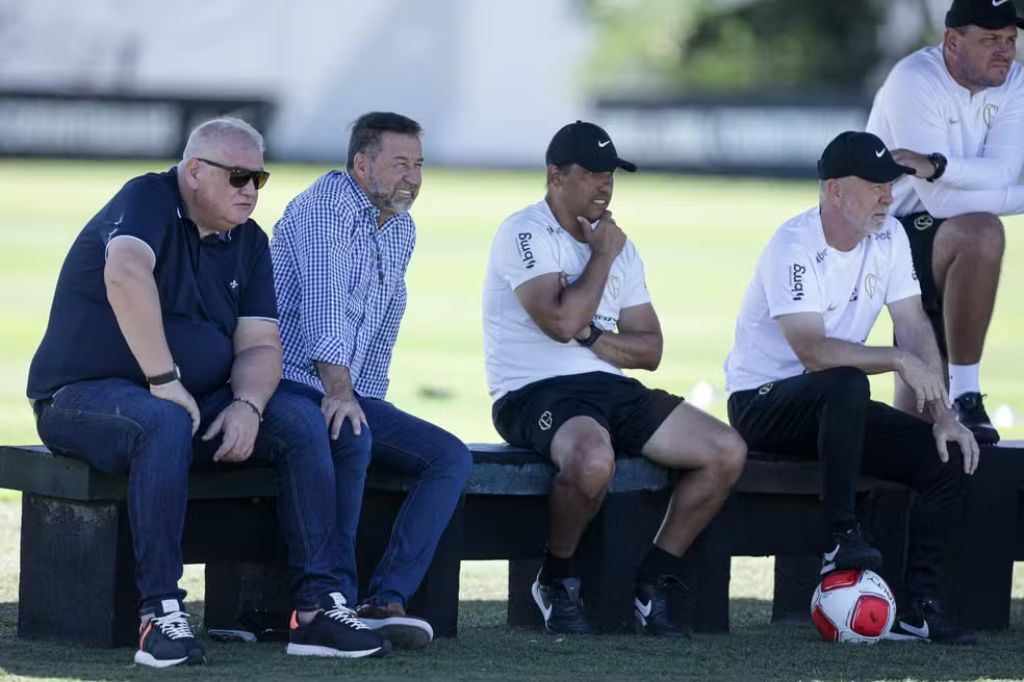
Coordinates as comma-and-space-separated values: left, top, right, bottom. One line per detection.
27, 168, 278, 400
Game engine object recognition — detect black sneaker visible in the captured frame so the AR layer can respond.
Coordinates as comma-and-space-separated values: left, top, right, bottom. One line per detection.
135, 599, 206, 668
356, 602, 433, 650
208, 609, 290, 644
953, 393, 1000, 445
885, 598, 978, 645
821, 525, 883, 575
634, 575, 690, 637
531, 571, 593, 635
286, 592, 391, 658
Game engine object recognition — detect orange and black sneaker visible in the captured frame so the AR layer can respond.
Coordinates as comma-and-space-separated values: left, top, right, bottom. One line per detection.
135, 599, 206, 668
286, 592, 390, 659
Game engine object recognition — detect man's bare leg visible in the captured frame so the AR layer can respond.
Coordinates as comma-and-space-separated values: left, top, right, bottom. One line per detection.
640, 403, 747, 557
896, 213, 1003, 442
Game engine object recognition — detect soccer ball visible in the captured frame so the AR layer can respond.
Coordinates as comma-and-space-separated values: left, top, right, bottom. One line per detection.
810, 569, 896, 644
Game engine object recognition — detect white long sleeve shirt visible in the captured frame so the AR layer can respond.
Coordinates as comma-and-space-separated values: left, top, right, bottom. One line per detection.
867, 45, 1024, 218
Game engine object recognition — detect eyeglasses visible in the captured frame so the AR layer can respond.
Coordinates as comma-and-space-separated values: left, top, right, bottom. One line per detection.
197, 158, 270, 190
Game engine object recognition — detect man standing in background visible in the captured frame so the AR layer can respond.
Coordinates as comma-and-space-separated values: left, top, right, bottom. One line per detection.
867, 0, 1024, 443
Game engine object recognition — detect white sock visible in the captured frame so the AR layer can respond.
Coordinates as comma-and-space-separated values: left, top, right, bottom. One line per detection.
948, 363, 981, 400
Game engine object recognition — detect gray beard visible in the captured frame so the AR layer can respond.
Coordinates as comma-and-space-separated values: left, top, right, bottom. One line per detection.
366, 180, 414, 215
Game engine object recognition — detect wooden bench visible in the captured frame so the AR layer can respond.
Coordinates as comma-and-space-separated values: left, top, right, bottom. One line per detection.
2, 441, 1020, 647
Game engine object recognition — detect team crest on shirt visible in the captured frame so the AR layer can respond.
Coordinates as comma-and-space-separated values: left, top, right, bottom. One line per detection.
913, 215, 933, 231
607, 275, 622, 300
864, 273, 879, 299
984, 103, 999, 127
538, 410, 553, 431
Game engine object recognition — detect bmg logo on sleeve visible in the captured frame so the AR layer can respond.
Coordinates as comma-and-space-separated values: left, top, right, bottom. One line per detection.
789, 263, 806, 301
516, 232, 536, 269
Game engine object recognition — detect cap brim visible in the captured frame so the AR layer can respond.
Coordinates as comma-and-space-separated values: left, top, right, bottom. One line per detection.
579, 157, 638, 173
862, 163, 916, 183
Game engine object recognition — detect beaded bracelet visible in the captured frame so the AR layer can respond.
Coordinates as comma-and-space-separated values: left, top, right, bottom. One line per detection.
233, 397, 263, 422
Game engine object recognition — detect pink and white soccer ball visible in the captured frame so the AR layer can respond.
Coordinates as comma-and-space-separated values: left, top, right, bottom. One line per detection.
810, 569, 896, 644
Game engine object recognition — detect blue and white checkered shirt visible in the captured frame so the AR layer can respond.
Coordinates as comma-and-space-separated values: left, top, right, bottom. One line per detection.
270, 171, 415, 399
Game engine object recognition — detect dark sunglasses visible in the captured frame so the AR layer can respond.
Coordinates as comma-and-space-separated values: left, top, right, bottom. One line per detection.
197, 158, 270, 190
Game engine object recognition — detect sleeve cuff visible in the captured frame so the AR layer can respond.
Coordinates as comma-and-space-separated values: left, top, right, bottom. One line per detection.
310, 336, 349, 366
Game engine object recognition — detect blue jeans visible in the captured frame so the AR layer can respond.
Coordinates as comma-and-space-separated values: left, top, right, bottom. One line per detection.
34, 378, 357, 613
283, 381, 471, 607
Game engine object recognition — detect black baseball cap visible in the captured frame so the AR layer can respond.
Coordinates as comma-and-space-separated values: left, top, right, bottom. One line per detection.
546, 121, 637, 173
946, 0, 1024, 30
817, 131, 916, 183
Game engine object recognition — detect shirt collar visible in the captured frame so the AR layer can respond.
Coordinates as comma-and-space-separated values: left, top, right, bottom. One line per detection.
342, 171, 378, 215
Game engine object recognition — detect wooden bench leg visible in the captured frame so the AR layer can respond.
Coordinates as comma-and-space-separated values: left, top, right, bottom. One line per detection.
507, 558, 544, 628
204, 560, 290, 637
18, 493, 137, 647
942, 448, 1018, 630
687, 511, 731, 634
772, 553, 819, 623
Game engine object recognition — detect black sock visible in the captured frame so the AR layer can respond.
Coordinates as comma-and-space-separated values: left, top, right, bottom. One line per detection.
636, 544, 683, 582
540, 548, 576, 583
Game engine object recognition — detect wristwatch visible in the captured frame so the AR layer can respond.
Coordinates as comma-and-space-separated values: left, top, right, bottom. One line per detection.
576, 322, 604, 348
926, 153, 947, 183
147, 365, 181, 386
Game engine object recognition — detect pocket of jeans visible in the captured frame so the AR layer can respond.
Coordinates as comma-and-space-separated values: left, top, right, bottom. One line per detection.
37, 405, 142, 475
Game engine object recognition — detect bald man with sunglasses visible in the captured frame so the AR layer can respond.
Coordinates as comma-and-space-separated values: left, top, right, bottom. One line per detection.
27, 117, 390, 667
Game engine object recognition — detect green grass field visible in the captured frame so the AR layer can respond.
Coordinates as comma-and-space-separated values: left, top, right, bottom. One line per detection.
0, 159, 1022, 679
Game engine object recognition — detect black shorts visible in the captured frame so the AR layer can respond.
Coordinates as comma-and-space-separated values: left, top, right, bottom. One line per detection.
491, 371, 683, 459
897, 212, 947, 356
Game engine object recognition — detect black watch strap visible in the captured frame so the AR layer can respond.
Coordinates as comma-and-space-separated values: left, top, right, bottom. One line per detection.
926, 153, 947, 183
147, 365, 180, 386
577, 323, 604, 348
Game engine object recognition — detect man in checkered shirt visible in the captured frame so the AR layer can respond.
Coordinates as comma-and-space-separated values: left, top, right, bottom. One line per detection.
270, 112, 471, 650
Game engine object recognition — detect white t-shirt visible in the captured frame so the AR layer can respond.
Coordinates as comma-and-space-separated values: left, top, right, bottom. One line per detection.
867, 45, 1024, 218
482, 200, 651, 400
723, 208, 921, 393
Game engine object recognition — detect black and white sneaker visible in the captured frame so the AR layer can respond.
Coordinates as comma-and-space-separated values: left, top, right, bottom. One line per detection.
208, 608, 289, 643
821, 525, 883, 575
287, 592, 391, 658
634, 575, 690, 637
531, 571, 593, 635
135, 599, 206, 668
953, 393, 1000, 445
885, 598, 977, 646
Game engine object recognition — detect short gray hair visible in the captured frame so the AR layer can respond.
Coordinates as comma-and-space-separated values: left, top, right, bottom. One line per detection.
181, 117, 265, 161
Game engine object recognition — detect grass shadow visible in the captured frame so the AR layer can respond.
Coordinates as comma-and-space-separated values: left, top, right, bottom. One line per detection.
1, 599, 1023, 680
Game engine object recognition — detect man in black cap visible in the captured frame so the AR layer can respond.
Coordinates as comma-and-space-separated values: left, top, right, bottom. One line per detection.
724, 131, 980, 645
866, 0, 1024, 444
481, 120, 747, 637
